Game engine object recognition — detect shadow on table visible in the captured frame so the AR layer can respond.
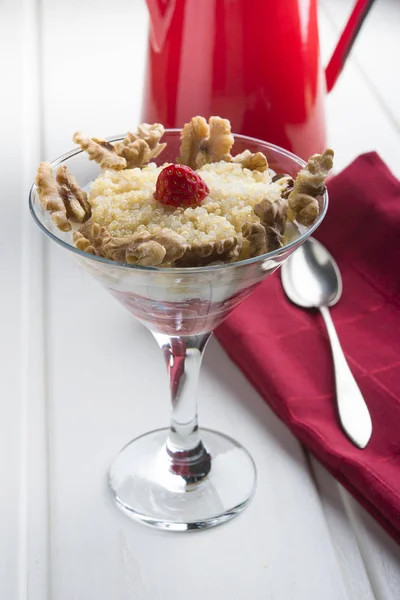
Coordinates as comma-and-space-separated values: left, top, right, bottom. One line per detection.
202, 336, 310, 473
204, 337, 400, 563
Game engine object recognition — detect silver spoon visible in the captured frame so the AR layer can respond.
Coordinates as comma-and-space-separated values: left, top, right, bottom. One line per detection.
281, 237, 372, 449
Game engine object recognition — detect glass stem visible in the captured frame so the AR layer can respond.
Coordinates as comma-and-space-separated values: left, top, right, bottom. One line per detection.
152, 331, 212, 483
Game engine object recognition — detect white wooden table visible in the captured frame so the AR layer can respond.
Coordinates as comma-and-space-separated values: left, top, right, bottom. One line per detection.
2, 0, 400, 598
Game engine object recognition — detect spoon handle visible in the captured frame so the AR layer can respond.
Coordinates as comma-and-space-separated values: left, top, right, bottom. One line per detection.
319, 305, 372, 448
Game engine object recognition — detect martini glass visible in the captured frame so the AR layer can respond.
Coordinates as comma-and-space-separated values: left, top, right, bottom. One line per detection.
29, 131, 328, 531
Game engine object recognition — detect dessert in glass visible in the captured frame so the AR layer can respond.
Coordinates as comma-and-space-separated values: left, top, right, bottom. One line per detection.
30, 116, 333, 531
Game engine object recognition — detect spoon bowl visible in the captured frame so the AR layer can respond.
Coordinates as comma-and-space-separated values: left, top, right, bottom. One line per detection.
281, 238, 342, 308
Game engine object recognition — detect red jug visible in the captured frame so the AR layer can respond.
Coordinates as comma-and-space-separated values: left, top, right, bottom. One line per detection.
141, 0, 374, 159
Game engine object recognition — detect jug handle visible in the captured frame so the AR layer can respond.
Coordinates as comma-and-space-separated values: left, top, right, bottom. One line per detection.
325, 0, 375, 92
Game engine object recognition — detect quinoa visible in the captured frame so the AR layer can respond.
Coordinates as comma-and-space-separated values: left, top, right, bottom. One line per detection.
88, 161, 286, 245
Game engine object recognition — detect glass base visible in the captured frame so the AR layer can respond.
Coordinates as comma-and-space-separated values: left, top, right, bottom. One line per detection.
109, 428, 257, 531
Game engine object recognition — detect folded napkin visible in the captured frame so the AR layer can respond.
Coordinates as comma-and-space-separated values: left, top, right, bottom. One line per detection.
216, 152, 400, 543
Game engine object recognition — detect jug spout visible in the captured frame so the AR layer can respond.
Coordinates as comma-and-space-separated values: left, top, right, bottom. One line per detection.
146, 0, 176, 53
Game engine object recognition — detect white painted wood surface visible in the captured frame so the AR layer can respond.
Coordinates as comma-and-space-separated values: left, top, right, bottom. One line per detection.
1, 0, 399, 598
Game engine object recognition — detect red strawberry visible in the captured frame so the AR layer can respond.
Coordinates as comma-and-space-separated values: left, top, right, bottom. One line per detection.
154, 164, 210, 208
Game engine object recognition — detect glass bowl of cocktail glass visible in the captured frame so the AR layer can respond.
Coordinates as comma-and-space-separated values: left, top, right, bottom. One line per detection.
29, 130, 328, 531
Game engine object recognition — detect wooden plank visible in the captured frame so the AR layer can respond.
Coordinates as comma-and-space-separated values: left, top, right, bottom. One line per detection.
0, 1, 37, 598
18, 0, 51, 598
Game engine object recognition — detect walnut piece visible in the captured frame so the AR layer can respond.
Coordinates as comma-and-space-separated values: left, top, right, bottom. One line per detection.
147, 230, 188, 264
288, 193, 320, 226
73, 124, 166, 171
73, 222, 110, 255
35, 162, 91, 232
73, 132, 127, 170
126, 240, 166, 266
101, 234, 167, 265
177, 116, 234, 169
254, 197, 288, 252
232, 150, 268, 172
114, 138, 152, 169
174, 236, 241, 267
241, 222, 267, 258
271, 174, 295, 198
288, 149, 334, 225
113, 123, 166, 168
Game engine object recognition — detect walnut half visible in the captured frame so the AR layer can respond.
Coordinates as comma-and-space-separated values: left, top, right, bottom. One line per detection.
103, 230, 188, 266
177, 116, 234, 170
288, 149, 334, 225
35, 162, 91, 232
73, 124, 166, 171
113, 123, 166, 169
74, 224, 188, 267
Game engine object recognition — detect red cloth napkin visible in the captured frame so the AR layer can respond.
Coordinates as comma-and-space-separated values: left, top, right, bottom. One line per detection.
216, 152, 400, 543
